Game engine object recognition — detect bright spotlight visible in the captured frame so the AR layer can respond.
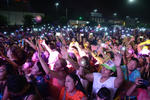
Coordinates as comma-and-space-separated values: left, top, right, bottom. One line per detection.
129, 0, 135, 3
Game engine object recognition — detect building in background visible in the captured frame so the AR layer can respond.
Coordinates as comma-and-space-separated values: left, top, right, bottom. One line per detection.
0, 10, 44, 25
90, 10, 104, 24
108, 19, 124, 26
68, 20, 89, 26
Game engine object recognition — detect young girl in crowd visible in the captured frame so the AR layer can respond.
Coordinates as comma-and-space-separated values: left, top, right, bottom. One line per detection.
59, 73, 87, 100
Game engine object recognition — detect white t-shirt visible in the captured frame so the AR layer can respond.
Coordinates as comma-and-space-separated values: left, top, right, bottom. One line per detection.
48, 50, 59, 70
92, 72, 117, 100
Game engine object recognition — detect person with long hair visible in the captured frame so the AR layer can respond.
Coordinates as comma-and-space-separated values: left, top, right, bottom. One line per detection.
59, 73, 87, 100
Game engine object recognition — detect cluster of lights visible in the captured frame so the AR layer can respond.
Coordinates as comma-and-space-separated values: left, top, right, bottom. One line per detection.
140, 28, 146, 32
2, 22, 149, 40
33, 28, 38, 31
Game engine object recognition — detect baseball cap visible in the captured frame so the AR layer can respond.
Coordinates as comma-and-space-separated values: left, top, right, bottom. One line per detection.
101, 60, 116, 72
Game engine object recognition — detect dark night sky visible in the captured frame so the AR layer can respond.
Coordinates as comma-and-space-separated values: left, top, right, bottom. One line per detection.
30, 0, 150, 22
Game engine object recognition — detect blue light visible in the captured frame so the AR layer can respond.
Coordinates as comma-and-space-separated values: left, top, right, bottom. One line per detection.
11, 33, 15, 36
4, 32, 7, 34
39, 28, 41, 31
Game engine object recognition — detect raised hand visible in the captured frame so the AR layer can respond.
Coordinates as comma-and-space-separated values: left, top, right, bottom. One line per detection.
99, 47, 103, 54
131, 37, 135, 41
40, 39, 46, 46
24, 38, 29, 43
114, 53, 122, 67
60, 46, 68, 59
37, 44, 42, 59
120, 50, 125, 56
74, 42, 79, 47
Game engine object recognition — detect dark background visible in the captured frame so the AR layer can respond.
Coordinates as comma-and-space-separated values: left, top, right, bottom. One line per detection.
0, 0, 150, 23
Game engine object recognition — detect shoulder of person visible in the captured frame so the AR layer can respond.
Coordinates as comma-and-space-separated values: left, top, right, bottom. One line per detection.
110, 76, 117, 81
76, 90, 86, 98
93, 72, 101, 77
132, 69, 141, 75
53, 50, 59, 54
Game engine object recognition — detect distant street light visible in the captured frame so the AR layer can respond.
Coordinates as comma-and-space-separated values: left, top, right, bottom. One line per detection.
86, 21, 90, 24
128, 0, 135, 3
126, 16, 130, 19
94, 9, 98, 13
113, 13, 117, 17
55, 2, 59, 9
55, 2, 59, 19
79, 16, 83, 20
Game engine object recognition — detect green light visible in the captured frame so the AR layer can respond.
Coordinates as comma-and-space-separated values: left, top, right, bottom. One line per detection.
79, 16, 83, 20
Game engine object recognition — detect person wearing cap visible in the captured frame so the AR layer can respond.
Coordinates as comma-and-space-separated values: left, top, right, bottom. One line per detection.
79, 53, 124, 100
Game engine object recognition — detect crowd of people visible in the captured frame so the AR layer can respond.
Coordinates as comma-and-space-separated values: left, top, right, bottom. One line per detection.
0, 24, 150, 100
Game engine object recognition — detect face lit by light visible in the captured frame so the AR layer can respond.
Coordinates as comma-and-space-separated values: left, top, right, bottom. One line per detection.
65, 75, 76, 93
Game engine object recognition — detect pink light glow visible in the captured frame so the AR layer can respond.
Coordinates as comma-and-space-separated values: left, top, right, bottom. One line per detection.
23, 62, 30, 69
35, 16, 42, 22
128, 49, 134, 54
32, 52, 39, 62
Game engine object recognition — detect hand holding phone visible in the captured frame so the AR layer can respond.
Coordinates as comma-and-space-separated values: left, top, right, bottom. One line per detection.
139, 80, 150, 87
81, 34, 84, 36
39, 39, 44, 45
121, 46, 126, 51
56, 32, 61, 36
135, 78, 143, 86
